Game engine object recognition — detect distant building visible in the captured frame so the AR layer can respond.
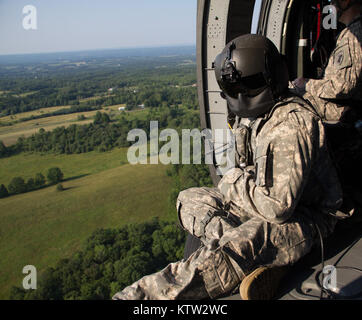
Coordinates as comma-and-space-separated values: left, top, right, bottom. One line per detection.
108, 88, 114, 93
138, 104, 145, 109
118, 106, 126, 111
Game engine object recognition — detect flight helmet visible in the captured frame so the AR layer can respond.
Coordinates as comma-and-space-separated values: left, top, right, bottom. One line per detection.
214, 34, 289, 118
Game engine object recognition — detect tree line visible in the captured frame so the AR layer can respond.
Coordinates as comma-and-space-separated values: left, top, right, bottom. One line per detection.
0, 107, 200, 157
0, 167, 63, 198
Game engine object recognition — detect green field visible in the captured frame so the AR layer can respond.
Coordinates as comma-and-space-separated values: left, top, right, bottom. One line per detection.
0, 147, 129, 186
0, 149, 174, 299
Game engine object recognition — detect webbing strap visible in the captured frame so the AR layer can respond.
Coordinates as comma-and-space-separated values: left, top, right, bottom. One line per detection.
199, 209, 241, 239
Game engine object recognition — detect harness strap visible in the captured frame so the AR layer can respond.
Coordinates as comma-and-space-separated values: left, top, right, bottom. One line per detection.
199, 209, 241, 239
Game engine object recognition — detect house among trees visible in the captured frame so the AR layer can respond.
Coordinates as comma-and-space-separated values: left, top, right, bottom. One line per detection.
118, 106, 126, 111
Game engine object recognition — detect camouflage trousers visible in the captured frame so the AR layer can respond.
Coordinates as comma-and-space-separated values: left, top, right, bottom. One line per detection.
113, 187, 336, 300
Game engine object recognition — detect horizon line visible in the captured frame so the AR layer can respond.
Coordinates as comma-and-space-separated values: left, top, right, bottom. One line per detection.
0, 43, 197, 57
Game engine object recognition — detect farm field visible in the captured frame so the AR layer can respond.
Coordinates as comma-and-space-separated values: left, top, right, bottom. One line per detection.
0, 147, 130, 186
0, 151, 173, 299
0, 105, 72, 123
0, 104, 128, 146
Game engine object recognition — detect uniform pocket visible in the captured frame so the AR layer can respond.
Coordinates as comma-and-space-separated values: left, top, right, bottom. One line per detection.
255, 144, 273, 187
217, 168, 243, 197
234, 125, 251, 168
201, 247, 241, 299
269, 218, 315, 265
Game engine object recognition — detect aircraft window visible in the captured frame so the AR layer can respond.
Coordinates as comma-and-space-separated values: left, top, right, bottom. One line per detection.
251, 0, 263, 34
226, 0, 256, 43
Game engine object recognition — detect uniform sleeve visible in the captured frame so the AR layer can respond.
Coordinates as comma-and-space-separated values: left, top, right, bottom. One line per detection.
305, 34, 360, 101
218, 110, 318, 224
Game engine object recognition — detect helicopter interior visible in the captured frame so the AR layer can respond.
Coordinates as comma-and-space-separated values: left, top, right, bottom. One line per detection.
186, 0, 362, 300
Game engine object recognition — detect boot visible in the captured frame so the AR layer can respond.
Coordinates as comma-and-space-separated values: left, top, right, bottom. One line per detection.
239, 266, 289, 300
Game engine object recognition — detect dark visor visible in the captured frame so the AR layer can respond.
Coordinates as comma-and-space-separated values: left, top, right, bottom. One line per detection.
222, 72, 268, 98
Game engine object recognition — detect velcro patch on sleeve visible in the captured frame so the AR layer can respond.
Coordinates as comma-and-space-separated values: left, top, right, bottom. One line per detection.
333, 42, 352, 70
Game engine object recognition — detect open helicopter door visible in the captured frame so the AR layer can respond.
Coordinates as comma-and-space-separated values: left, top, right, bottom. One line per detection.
183, 0, 260, 261
197, 0, 258, 186
183, 0, 259, 261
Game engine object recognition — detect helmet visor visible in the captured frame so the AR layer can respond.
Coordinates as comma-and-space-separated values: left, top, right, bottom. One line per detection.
221, 72, 268, 98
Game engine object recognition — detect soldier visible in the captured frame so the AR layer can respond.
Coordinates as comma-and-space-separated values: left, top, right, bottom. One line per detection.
113, 34, 343, 300
293, 0, 362, 123
293, 0, 362, 220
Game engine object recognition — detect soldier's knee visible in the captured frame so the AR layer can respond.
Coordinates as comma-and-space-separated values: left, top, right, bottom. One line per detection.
177, 188, 199, 203
175, 188, 202, 219
177, 187, 221, 206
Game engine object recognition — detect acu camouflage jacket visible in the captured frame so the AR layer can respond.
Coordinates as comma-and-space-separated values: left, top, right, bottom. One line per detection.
218, 96, 343, 225
304, 16, 362, 122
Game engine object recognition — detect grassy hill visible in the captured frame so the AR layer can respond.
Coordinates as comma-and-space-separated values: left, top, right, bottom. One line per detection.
0, 149, 174, 299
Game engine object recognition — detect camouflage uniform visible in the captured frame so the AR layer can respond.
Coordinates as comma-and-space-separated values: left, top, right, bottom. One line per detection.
302, 16, 362, 218
303, 16, 362, 122
113, 96, 342, 300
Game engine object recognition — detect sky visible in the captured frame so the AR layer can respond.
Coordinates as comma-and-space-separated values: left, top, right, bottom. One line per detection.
0, 0, 197, 55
